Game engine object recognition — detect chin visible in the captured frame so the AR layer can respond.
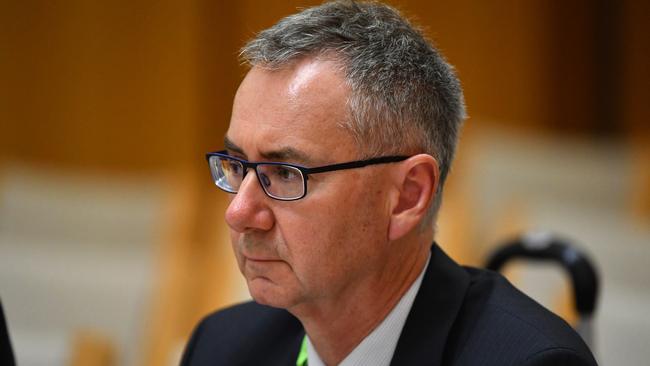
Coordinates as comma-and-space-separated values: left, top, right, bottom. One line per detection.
248, 278, 297, 309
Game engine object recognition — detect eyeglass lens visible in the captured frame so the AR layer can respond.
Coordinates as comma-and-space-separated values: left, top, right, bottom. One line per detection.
211, 156, 306, 199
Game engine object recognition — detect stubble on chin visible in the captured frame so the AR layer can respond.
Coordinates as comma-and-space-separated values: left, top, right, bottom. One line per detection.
232, 233, 305, 309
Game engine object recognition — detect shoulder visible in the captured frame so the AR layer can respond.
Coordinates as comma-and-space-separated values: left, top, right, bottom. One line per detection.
181, 301, 303, 366
444, 267, 598, 366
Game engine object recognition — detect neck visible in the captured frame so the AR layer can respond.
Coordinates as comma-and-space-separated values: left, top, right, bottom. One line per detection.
289, 238, 430, 366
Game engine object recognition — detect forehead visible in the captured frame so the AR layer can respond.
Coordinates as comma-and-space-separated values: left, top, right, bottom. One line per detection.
227, 58, 356, 163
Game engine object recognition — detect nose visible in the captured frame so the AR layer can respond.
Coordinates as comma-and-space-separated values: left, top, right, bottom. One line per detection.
224, 169, 275, 233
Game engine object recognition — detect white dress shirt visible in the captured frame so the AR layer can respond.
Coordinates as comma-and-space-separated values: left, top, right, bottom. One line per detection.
306, 254, 430, 366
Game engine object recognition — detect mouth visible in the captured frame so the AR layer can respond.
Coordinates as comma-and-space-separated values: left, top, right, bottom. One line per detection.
243, 254, 283, 263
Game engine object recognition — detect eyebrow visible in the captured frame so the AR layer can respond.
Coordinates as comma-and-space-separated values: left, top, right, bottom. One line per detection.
223, 136, 314, 165
224, 137, 244, 155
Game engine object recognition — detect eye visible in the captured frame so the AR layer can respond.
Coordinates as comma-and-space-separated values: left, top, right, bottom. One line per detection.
274, 165, 300, 181
259, 172, 271, 187
226, 160, 243, 175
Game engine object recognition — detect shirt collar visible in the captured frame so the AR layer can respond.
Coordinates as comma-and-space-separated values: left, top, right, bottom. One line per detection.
306, 253, 431, 366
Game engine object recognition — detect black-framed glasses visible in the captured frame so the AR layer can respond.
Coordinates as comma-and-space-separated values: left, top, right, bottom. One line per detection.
205, 150, 408, 201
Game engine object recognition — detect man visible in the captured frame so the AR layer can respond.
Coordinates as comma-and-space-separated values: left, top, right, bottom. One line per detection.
182, 1, 597, 365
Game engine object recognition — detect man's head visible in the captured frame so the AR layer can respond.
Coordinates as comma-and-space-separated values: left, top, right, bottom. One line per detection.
219, 1, 465, 310
241, 0, 466, 218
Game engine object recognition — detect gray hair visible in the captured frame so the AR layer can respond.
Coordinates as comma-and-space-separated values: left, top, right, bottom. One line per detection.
240, 0, 466, 221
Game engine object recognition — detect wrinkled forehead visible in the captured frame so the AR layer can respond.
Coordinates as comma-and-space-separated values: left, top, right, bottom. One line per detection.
227, 58, 358, 163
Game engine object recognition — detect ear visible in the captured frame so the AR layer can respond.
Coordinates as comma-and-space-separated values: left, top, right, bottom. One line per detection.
388, 154, 439, 241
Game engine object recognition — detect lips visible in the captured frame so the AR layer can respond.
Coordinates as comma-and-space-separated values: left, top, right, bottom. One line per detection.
246, 257, 281, 262
242, 253, 282, 262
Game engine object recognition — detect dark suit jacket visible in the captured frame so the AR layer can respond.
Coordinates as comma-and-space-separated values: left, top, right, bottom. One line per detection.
181, 244, 598, 366
0, 299, 15, 366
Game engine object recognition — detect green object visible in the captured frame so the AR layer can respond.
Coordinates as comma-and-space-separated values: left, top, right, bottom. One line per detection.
296, 335, 308, 366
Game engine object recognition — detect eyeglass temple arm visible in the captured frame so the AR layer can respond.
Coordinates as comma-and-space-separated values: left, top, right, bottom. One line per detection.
305, 156, 408, 174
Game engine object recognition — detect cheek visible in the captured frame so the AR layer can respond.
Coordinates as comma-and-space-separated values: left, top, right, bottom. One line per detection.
270, 210, 336, 286
324, 181, 392, 260
274, 213, 317, 263
230, 231, 245, 268
279, 190, 386, 274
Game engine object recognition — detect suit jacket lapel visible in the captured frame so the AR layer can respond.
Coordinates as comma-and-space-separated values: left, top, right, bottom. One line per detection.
390, 243, 470, 366
281, 328, 306, 366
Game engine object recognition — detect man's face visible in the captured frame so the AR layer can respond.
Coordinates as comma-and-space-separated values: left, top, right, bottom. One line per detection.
224, 58, 396, 311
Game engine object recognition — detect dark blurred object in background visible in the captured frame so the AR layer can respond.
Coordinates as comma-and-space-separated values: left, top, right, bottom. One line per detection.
1, 299, 16, 366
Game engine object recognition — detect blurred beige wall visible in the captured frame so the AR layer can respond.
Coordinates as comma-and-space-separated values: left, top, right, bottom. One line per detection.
3, 0, 648, 174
